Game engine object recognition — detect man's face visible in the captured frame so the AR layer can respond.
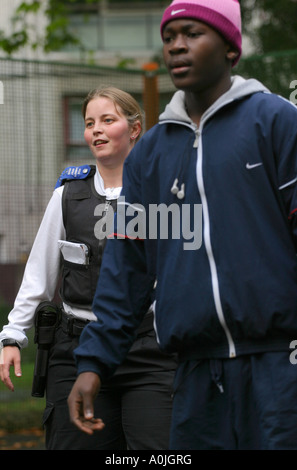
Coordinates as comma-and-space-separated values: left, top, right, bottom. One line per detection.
162, 19, 233, 94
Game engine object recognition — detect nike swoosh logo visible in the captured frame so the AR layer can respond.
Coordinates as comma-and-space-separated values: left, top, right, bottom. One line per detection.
171, 9, 186, 15
246, 162, 263, 170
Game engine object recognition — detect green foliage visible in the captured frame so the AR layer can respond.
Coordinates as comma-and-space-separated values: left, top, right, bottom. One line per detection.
116, 56, 137, 69
0, 0, 100, 55
16, 1, 41, 14
257, 0, 297, 52
0, 29, 28, 55
240, 0, 297, 53
235, 49, 297, 100
0, 359, 45, 432
44, 16, 80, 52
43, 0, 89, 52
0, 395, 45, 432
0, 1, 40, 54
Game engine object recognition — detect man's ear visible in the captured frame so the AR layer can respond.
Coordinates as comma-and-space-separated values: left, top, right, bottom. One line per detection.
226, 46, 239, 64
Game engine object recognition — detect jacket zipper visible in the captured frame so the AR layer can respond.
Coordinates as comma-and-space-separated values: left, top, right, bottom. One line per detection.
195, 128, 236, 358
160, 103, 236, 357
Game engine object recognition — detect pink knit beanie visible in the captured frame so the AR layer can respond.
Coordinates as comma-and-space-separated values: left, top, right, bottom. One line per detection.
160, 0, 242, 65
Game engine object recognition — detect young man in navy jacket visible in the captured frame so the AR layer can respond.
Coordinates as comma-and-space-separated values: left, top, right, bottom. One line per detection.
68, 0, 297, 449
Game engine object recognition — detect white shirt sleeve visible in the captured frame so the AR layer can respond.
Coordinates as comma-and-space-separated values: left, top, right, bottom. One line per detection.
0, 187, 65, 348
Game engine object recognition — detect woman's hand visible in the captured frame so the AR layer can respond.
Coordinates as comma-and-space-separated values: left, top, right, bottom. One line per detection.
0, 346, 22, 391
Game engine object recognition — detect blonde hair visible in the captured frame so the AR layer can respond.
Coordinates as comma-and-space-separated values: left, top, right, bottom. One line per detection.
82, 86, 143, 142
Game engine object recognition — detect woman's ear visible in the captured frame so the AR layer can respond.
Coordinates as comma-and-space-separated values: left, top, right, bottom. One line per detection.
130, 120, 142, 141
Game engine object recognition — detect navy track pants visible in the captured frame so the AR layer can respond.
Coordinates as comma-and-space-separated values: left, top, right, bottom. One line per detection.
170, 351, 297, 450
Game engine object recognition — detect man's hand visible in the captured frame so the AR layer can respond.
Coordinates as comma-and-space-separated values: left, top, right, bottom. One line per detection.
0, 346, 22, 392
67, 372, 105, 435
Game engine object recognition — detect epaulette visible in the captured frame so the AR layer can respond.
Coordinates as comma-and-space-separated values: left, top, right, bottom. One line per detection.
55, 165, 94, 189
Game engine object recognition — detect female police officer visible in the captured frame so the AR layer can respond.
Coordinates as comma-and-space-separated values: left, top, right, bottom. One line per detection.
0, 87, 176, 450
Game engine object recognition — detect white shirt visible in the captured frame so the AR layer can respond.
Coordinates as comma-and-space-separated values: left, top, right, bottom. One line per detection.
0, 168, 122, 348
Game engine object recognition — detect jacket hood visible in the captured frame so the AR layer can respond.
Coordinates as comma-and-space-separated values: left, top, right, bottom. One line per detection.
159, 75, 269, 126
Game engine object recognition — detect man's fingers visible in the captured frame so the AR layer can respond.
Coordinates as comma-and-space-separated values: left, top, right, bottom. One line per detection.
75, 417, 105, 435
68, 372, 104, 435
81, 393, 95, 420
68, 399, 105, 435
68, 394, 104, 435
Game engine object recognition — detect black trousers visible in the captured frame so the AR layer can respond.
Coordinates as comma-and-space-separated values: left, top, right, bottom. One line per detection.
44, 322, 177, 450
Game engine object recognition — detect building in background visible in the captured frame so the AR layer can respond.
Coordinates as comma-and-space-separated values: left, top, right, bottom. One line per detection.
0, 0, 170, 67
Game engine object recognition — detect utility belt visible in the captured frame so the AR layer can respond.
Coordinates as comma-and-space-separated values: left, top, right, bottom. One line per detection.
61, 310, 90, 337
61, 308, 154, 338
31, 302, 155, 398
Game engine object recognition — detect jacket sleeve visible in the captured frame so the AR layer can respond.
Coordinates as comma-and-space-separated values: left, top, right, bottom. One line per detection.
74, 148, 155, 381
274, 99, 297, 249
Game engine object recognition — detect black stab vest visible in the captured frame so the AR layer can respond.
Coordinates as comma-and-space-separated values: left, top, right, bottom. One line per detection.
60, 167, 117, 308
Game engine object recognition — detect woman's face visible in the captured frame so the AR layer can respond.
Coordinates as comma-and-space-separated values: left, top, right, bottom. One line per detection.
84, 96, 137, 168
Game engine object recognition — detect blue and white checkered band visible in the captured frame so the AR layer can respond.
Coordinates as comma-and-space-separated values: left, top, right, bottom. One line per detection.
55, 165, 92, 189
